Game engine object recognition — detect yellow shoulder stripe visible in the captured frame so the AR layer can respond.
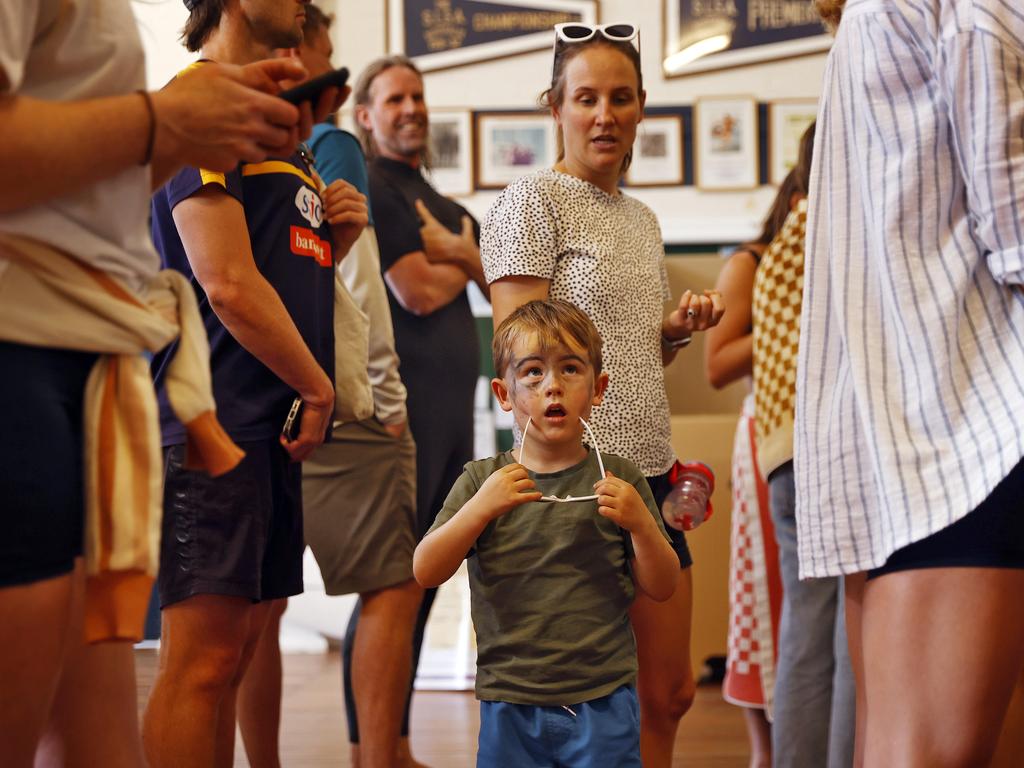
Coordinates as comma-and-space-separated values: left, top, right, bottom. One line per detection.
199, 169, 226, 188
176, 60, 207, 78
242, 161, 318, 191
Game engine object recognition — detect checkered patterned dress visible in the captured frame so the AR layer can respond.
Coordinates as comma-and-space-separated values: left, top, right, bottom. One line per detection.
752, 200, 807, 478
723, 394, 782, 714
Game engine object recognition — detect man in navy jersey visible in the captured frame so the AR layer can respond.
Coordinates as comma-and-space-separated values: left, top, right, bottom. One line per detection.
142, 2, 367, 766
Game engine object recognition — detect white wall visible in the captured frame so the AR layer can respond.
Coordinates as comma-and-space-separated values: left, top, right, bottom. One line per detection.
132, 0, 828, 243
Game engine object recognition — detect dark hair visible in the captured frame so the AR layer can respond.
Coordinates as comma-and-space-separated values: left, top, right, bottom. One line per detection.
302, 3, 333, 39
353, 55, 430, 166
540, 37, 644, 177
181, 0, 226, 53
755, 120, 816, 244
493, 299, 604, 378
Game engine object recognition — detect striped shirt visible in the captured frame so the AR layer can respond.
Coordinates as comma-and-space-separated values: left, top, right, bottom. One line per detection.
794, 0, 1024, 578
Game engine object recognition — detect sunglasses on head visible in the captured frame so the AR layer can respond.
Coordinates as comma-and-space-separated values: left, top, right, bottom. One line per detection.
553, 22, 639, 45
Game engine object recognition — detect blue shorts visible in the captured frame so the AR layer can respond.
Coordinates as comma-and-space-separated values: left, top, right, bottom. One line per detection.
477, 684, 640, 768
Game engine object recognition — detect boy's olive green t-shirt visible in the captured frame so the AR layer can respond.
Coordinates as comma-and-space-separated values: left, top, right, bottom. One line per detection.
427, 449, 670, 706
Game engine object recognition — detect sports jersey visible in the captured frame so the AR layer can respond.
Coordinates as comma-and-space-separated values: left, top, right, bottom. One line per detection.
151, 150, 335, 445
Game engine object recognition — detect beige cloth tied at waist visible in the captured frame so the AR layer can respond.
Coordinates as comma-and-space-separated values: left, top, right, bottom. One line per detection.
0, 234, 244, 643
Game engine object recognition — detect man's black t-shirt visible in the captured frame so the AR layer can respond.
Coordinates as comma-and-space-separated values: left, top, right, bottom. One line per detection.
150, 155, 335, 445
367, 157, 479, 416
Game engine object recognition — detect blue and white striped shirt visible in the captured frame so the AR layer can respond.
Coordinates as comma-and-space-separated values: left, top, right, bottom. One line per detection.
794, 0, 1024, 578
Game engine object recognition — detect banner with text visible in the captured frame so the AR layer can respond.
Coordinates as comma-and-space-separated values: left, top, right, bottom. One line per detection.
663, 0, 830, 76
388, 0, 597, 72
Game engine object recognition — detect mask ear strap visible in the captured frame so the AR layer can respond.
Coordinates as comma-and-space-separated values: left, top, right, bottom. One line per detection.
518, 417, 532, 466
579, 417, 606, 478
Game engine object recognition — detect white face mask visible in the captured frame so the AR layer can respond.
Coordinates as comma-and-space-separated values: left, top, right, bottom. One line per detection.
517, 416, 607, 502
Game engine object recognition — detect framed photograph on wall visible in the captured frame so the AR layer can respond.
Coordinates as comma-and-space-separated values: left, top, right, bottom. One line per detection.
426, 110, 473, 197
625, 114, 684, 187
769, 99, 818, 185
474, 111, 556, 190
694, 96, 759, 191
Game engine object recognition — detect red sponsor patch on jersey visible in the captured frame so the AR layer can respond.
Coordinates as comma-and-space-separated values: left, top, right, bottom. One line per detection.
290, 226, 332, 267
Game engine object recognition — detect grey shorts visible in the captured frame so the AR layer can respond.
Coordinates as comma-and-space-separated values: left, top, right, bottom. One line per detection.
302, 418, 418, 595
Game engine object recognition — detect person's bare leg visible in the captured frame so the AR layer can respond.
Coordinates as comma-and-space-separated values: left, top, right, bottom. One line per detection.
35, 560, 144, 768
861, 567, 1024, 766
142, 594, 255, 768
631, 568, 695, 768
353, 580, 423, 768
843, 573, 866, 768
237, 598, 287, 768
740, 708, 771, 768
396, 736, 429, 768
0, 572, 74, 768
213, 599, 273, 768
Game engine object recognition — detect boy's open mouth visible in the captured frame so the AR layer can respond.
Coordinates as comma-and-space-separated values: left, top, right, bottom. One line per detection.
544, 404, 567, 418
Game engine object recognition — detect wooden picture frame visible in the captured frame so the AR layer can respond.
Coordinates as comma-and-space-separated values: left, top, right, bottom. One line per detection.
694, 96, 759, 191
473, 111, 556, 190
426, 110, 474, 197
768, 99, 818, 185
625, 113, 684, 187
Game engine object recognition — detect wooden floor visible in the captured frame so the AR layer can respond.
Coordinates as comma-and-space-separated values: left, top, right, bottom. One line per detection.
134, 649, 750, 767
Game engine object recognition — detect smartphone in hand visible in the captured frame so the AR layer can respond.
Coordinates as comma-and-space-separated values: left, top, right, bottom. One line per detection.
279, 67, 349, 106
281, 396, 303, 441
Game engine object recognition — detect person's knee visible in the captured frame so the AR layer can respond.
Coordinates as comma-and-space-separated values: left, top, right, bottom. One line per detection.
193, 644, 247, 694
639, 673, 696, 724
361, 579, 424, 622
164, 638, 246, 696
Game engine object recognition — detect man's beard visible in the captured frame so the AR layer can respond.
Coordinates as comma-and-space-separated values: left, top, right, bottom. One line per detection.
252, 18, 303, 52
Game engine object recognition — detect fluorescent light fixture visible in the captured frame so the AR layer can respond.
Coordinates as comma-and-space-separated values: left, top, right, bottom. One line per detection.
663, 33, 731, 74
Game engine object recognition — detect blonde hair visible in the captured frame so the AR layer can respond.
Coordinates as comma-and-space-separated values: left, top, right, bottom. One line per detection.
493, 300, 604, 379
815, 0, 845, 31
540, 38, 643, 177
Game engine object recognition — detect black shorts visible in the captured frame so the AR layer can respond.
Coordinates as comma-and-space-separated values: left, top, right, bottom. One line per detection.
868, 454, 1024, 579
158, 439, 304, 608
0, 342, 98, 587
647, 470, 694, 569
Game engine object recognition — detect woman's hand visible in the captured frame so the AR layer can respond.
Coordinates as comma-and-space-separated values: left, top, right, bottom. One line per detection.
664, 288, 726, 340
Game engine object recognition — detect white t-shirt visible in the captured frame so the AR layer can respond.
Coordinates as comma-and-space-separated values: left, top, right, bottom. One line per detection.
0, 0, 159, 291
481, 168, 675, 476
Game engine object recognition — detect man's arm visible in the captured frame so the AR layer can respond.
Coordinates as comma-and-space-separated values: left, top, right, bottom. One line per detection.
415, 200, 489, 298
172, 186, 334, 460
384, 252, 473, 316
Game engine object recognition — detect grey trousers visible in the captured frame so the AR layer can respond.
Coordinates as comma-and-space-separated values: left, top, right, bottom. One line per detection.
769, 462, 856, 768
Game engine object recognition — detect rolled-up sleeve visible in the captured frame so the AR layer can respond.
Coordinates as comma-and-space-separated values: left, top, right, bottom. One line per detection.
941, 5, 1024, 285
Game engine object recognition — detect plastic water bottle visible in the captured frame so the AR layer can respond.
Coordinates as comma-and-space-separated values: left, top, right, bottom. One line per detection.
662, 460, 715, 531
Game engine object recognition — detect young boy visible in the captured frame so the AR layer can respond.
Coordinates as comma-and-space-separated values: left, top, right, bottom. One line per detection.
413, 299, 679, 768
